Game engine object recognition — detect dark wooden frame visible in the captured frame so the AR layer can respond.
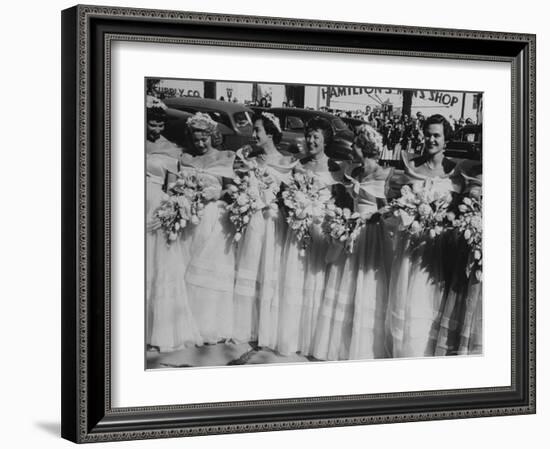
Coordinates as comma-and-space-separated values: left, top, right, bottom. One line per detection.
61, 4, 536, 443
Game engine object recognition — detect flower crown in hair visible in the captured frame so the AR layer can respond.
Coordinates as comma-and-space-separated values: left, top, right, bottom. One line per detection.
146, 95, 167, 110
261, 112, 282, 133
186, 112, 218, 133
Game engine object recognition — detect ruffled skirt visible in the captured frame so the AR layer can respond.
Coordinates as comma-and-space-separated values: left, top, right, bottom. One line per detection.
313, 222, 389, 361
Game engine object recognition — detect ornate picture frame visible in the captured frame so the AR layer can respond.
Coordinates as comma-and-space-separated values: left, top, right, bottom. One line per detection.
61, 4, 536, 443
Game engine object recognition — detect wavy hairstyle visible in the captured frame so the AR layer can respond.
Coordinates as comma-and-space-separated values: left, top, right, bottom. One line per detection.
422, 113, 453, 141
146, 95, 167, 122
186, 111, 223, 148
304, 116, 334, 145
252, 112, 283, 144
353, 124, 384, 159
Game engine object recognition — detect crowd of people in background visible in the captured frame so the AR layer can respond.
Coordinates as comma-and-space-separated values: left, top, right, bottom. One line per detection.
332, 109, 477, 157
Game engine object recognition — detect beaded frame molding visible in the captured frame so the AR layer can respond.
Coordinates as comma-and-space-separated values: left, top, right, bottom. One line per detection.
61, 4, 536, 443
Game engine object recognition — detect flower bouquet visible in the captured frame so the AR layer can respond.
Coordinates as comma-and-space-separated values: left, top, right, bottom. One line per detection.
152, 171, 209, 243
449, 195, 483, 281
226, 148, 280, 243
388, 184, 452, 242
281, 169, 331, 254
152, 194, 192, 242
322, 204, 365, 254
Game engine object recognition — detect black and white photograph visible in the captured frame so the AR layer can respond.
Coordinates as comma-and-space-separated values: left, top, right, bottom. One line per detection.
145, 78, 483, 369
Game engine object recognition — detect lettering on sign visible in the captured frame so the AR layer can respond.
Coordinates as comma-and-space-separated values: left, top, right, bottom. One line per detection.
158, 88, 202, 98
321, 87, 459, 107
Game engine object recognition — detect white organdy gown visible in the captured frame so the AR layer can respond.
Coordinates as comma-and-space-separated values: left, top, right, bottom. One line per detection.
182, 151, 237, 344
386, 176, 457, 358
313, 175, 390, 361
146, 138, 203, 352
277, 161, 339, 357
232, 153, 296, 348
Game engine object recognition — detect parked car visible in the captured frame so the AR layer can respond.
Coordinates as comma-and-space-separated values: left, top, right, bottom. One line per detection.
267, 107, 355, 160
162, 97, 255, 151
445, 124, 482, 161
341, 116, 368, 134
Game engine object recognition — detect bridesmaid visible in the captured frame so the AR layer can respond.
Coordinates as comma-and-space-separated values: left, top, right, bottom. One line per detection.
181, 112, 237, 344
232, 112, 297, 347
313, 124, 392, 361
277, 117, 344, 357
145, 96, 202, 352
433, 173, 483, 355
386, 114, 464, 358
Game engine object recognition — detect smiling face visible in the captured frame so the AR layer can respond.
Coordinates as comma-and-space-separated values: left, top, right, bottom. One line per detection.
305, 129, 326, 157
191, 131, 213, 154
147, 119, 165, 142
252, 119, 271, 148
423, 123, 446, 156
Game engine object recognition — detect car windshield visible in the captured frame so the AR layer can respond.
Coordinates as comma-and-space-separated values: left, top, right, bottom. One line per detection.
233, 111, 253, 132
286, 116, 305, 130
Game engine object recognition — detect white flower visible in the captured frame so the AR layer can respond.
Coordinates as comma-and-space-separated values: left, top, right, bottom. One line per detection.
474, 249, 482, 260
169, 232, 178, 241
233, 232, 242, 242
399, 210, 414, 227
236, 194, 249, 206
243, 215, 250, 224
458, 204, 468, 213
463, 197, 472, 206
410, 221, 422, 234
400, 185, 412, 196
464, 229, 472, 240
418, 203, 432, 218
470, 215, 482, 231
429, 229, 436, 238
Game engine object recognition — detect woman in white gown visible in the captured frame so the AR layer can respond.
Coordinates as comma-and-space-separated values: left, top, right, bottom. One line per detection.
386, 114, 464, 358
432, 173, 483, 355
145, 96, 203, 352
313, 125, 392, 361
232, 112, 297, 347
277, 117, 344, 357
182, 112, 237, 344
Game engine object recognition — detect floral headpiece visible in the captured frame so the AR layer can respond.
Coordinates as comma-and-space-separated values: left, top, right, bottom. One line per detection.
353, 124, 383, 158
186, 112, 218, 134
146, 95, 167, 111
261, 112, 282, 133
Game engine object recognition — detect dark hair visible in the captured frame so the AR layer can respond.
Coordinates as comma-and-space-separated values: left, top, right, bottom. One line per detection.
304, 116, 333, 144
252, 112, 282, 145
422, 114, 453, 140
147, 107, 167, 123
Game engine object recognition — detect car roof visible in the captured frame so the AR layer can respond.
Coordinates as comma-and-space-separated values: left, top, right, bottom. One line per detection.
269, 107, 338, 120
163, 96, 252, 113
341, 117, 366, 125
